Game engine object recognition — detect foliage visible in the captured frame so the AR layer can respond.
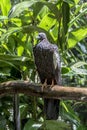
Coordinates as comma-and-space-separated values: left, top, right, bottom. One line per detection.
0, 0, 87, 129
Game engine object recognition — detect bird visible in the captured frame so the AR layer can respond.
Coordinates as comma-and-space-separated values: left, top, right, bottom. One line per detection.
33, 32, 61, 120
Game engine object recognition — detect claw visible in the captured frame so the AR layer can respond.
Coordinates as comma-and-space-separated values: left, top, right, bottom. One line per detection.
42, 79, 47, 91
50, 79, 54, 88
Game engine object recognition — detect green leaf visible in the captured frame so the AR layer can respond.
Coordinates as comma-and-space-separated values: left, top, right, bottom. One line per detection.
38, 14, 56, 31
0, 0, 11, 16
71, 62, 87, 75
62, 101, 80, 125
63, 0, 75, 5
71, 68, 87, 75
0, 59, 19, 70
0, 27, 22, 41
71, 62, 87, 68
68, 27, 87, 48
33, 2, 46, 18
74, 0, 80, 4
62, 67, 71, 74
0, 16, 8, 20
17, 46, 24, 56
69, 8, 87, 27
40, 120, 71, 130
20, 104, 28, 119
44, 2, 60, 20
50, 24, 58, 42
8, 0, 38, 18
0, 54, 29, 62
23, 120, 41, 130
77, 125, 87, 130
0, 116, 6, 130
63, 0, 80, 5
62, 1, 70, 34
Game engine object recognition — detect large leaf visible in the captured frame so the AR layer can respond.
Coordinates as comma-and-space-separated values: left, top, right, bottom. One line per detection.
62, 101, 80, 125
71, 61, 87, 68
71, 62, 87, 75
62, 66, 71, 74
44, 2, 60, 20
77, 125, 87, 130
0, 116, 6, 130
63, 0, 75, 5
62, 1, 70, 35
68, 27, 87, 48
33, 2, 48, 19
0, 16, 8, 20
0, 59, 19, 69
23, 120, 41, 130
0, 54, 31, 69
38, 13, 56, 31
8, 0, 39, 18
40, 120, 71, 130
9, 1, 60, 21
0, 54, 29, 61
69, 7, 87, 27
0, 0, 11, 16
0, 27, 22, 41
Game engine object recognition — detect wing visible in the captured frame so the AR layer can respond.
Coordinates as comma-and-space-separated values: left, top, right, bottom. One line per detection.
52, 45, 61, 85
33, 42, 61, 85
33, 44, 46, 83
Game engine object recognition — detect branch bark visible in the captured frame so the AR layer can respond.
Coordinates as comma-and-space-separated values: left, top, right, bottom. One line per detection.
0, 80, 87, 101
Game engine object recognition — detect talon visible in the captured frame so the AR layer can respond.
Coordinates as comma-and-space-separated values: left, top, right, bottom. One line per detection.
42, 79, 47, 91
50, 79, 54, 88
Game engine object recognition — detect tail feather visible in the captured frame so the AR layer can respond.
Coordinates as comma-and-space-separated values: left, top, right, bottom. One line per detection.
44, 99, 60, 120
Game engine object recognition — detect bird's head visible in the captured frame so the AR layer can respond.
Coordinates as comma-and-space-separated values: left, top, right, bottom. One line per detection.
37, 32, 47, 41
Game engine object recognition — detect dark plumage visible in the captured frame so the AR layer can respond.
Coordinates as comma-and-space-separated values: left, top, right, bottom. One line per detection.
33, 32, 61, 120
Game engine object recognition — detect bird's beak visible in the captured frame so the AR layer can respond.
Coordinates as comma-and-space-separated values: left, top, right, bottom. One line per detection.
36, 35, 40, 40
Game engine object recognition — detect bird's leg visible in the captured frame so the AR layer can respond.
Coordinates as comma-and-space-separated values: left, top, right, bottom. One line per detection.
42, 79, 47, 91
50, 79, 54, 88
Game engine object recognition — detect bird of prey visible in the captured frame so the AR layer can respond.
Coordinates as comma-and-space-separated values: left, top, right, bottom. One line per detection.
33, 32, 61, 120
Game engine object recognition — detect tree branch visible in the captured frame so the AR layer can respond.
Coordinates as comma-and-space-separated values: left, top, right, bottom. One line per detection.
0, 80, 87, 101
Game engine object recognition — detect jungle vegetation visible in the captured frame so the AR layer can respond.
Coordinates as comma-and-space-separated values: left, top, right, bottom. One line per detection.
0, 0, 87, 129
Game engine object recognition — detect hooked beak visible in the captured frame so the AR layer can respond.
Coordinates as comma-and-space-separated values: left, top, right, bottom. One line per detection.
36, 35, 40, 40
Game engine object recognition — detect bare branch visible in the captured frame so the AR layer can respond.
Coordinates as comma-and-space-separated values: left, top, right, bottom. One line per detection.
0, 80, 87, 101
